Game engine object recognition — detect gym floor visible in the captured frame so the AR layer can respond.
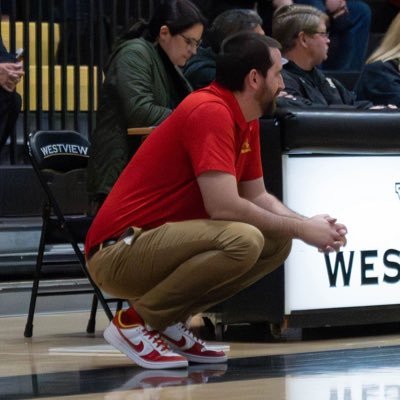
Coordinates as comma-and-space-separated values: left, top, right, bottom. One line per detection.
2, 311, 400, 399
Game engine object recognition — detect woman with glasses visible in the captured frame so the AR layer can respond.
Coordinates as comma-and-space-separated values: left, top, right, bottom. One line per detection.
87, 0, 205, 214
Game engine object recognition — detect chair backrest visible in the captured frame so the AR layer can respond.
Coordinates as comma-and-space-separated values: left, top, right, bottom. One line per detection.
28, 130, 90, 173
28, 130, 90, 217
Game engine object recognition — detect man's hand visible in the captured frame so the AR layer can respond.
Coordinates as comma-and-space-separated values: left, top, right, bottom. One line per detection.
369, 104, 398, 110
0, 62, 24, 92
278, 90, 297, 100
296, 214, 348, 253
273, 0, 293, 9
325, 0, 348, 18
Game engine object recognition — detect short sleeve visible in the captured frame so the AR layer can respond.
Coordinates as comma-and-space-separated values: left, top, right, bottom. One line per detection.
183, 101, 237, 177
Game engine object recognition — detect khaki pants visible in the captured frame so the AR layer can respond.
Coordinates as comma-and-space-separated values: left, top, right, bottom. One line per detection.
87, 219, 291, 331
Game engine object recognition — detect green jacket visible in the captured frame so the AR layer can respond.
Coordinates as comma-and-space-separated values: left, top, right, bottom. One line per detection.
87, 38, 192, 197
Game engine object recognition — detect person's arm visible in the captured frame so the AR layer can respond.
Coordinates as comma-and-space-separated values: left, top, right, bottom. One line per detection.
113, 45, 172, 127
239, 177, 304, 220
0, 36, 24, 92
239, 178, 346, 251
277, 70, 323, 108
328, 77, 373, 109
278, 70, 373, 109
356, 62, 400, 107
197, 171, 347, 252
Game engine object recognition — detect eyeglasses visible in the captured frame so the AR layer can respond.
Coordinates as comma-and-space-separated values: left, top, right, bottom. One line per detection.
308, 31, 330, 39
179, 33, 202, 49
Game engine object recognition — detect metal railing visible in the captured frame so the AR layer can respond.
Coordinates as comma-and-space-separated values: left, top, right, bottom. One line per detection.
0, 0, 158, 161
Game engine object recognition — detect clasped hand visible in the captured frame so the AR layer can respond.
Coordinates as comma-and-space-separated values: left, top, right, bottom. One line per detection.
299, 214, 348, 253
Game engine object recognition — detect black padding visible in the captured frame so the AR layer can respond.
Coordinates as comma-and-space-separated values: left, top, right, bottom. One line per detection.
279, 109, 400, 153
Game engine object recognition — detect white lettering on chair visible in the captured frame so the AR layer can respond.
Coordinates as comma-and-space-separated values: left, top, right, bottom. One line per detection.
40, 144, 89, 157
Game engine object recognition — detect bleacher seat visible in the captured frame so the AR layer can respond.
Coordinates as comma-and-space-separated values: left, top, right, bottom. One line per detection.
18, 65, 99, 112
1, 21, 60, 66
1, 20, 100, 112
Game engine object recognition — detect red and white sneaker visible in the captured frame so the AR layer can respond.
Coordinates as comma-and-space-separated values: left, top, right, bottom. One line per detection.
104, 310, 188, 370
161, 322, 227, 364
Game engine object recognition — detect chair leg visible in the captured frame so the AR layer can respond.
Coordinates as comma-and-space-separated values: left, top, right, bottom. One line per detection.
24, 273, 40, 338
25, 211, 48, 338
72, 242, 115, 321
100, 296, 114, 320
9, 126, 16, 165
86, 294, 98, 334
117, 300, 124, 312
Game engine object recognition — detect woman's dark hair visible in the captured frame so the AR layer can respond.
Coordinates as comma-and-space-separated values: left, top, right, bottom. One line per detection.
216, 32, 281, 91
120, 0, 206, 43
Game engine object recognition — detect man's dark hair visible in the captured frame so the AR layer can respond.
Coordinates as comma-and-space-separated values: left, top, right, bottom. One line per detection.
207, 9, 263, 53
216, 32, 281, 91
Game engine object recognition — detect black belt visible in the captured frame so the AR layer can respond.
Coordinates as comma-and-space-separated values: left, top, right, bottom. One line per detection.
86, 227, 136, 261
87, 239, 118, 260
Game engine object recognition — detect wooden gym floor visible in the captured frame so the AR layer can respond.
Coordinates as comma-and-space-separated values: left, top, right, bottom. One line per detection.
1, 311, 400, 400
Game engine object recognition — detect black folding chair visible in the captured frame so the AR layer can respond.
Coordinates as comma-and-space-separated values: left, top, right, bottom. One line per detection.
24, 130, 123, 338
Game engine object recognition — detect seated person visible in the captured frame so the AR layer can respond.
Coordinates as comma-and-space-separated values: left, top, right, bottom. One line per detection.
258, 0, 371, 70
355, 12, 400, 107
293, 0, 371, 70
184, 8, 264, 89
272, 4, 373, 109
85, 32, 347, 370
86, 0, 205, 213
0, 35, 23, 161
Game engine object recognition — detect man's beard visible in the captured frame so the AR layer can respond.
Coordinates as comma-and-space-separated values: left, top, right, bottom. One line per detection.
256, 86, 277, 117
261, 98, 276, 116
255, 83, 279, 116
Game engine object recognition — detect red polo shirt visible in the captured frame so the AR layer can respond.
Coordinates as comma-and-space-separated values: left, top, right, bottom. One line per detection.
85, 82, 263, 253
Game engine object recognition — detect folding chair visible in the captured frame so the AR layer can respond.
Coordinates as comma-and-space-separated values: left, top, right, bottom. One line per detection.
24, 130, 123, 338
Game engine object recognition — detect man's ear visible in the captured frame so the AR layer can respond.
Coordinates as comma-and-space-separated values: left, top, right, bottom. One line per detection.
248, 69, 260, 90
298, 31, 308, 47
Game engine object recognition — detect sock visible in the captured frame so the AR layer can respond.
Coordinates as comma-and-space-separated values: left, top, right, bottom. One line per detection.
120, 307, 144, 325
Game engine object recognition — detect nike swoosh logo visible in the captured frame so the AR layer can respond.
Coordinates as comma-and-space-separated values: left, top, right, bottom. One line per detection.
129, 339, 145, 353
165, 335, 187, 349
118, 328, 145, 353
